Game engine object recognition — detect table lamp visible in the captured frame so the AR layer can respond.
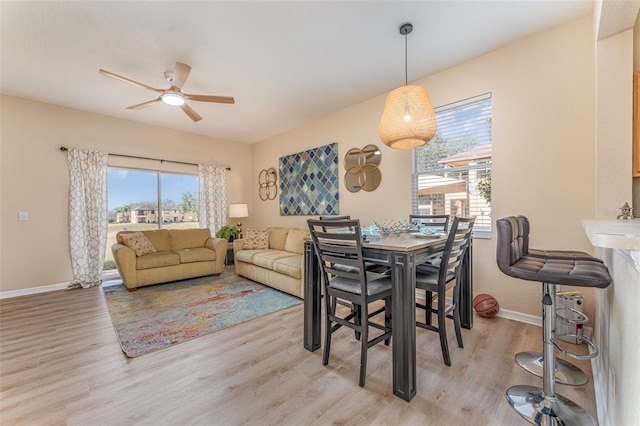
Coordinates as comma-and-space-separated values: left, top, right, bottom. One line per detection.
229, 203, 249, 238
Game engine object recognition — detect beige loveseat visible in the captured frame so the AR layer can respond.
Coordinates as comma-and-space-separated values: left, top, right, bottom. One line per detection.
233, 227, 310, 299
112, 228, 227, 291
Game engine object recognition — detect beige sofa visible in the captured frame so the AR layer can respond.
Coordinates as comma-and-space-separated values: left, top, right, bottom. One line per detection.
233, 227, 310, 299
112, 228, 227, 291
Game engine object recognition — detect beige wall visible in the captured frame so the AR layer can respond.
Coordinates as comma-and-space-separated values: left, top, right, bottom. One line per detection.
0, 95, 252, 293
596, 29, 633, 218
252, 16, 597, 318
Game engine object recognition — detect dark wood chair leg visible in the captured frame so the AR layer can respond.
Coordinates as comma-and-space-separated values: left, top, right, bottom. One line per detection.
425, 291, 433, 325
384, 296, 392, 346
323, 296, 333, 366
359, 305, 369, 387
453, 284, 464, 348
438, 295, 451, 366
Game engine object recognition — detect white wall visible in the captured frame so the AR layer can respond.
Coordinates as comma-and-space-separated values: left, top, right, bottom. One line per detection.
0, 96, 253, 293
251, 16, 598, 318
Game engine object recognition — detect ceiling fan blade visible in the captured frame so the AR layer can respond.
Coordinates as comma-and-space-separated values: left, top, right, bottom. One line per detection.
99, 69, 163, 93
180, 103, 202, 122
127, 97, 162, 110
172, 62, 191, 89
184, 94, 235, 104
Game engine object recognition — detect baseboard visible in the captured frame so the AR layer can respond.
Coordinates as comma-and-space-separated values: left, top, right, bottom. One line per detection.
0, 282, 69, 299
495, 308, 541, 326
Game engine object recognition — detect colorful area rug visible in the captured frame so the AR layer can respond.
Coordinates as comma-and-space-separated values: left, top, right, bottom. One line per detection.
102, 269, 301, 357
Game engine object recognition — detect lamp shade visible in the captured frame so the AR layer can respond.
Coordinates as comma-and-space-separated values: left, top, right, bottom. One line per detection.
379, 85, 437, 149
229, 203, 249, 218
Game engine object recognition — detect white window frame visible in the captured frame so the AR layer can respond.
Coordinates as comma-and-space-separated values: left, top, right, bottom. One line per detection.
411, 93, 492, 239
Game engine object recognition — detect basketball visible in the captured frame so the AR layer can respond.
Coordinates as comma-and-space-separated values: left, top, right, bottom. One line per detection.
473, 294, 499, 318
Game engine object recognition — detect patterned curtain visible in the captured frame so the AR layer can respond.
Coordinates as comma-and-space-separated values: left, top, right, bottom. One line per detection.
199, 164, 228, 236
67, 148, 108, 289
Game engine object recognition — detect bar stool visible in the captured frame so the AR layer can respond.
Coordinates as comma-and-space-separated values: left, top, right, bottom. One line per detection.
502, 216, 602, 387
496, 216, 611, 426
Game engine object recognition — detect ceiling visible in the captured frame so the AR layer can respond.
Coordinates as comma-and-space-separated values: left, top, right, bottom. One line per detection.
1, 1, 594, 144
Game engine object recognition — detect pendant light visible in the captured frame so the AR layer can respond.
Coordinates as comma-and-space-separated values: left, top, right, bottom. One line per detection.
379, 23, 437, 149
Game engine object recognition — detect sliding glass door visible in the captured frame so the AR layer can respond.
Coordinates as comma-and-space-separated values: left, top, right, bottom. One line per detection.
104, 168, 199, 270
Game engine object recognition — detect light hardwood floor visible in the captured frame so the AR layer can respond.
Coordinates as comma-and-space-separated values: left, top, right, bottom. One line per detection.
0, 284, 597, 425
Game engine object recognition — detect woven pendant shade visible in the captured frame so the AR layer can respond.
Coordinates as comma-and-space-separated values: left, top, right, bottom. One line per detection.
379, 85, 437, 149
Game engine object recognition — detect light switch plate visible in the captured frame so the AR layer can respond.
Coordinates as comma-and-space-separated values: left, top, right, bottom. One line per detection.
19, 211, 28, 221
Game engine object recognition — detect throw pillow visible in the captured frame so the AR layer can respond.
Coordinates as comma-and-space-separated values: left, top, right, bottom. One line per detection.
120, 232, 157, 257
267, 227, 289, 250
283, 228, 310, 255
243, 229, 269, 250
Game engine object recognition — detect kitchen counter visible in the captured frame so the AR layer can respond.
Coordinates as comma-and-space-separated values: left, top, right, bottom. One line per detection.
582, 219, 640, 271
582, 218, 640, 425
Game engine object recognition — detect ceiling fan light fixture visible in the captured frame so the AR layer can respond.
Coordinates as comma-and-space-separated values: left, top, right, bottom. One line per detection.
379, 23, 437, 150
161, 92, 185, 106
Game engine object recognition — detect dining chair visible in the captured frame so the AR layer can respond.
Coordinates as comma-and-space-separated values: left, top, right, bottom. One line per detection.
410, 213, 451, 326
415, 216, 475, 366
307, 218, 393, 387
320, 215, 387, 273
409, 214, 450, 232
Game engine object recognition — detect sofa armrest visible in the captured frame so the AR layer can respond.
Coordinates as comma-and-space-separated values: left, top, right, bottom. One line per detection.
112, 243, 137, 287
233, 238, 245, 256
205, 237, 228, 271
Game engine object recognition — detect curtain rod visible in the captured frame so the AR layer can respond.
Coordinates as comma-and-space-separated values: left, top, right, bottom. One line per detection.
59, 146, 231, 171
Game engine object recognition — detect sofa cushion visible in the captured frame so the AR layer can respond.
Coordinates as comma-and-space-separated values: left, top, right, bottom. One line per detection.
169, 228, 211, 250
252, 250, 298, 270
175, 247, 216, 263
284, 228, 310, 255
273, 255, 303, 279
120, 232, 157, 257
141, 229, 171, 252
136, 251, 180, 270
267, 227, 289, 250
235, 249, 269, 264
244, 229, 269, 249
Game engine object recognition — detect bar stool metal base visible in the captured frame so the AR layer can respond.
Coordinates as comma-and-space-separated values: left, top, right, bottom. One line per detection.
506, 385, 597, 426
515, 351, 588, 386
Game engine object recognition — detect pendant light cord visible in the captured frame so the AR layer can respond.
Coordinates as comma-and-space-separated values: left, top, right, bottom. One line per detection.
404, 31, 408, 86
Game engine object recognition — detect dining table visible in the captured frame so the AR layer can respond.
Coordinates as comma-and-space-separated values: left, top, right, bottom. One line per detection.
303, 232, 473, 402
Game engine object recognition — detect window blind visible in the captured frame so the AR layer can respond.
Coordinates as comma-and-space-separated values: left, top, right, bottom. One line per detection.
412, 93, 492, 233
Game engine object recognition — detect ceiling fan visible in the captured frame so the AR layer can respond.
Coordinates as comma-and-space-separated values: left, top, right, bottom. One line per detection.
98, 62, 235, 122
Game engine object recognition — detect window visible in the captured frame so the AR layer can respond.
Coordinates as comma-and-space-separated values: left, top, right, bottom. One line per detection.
412, 93, 492, 236
104, 168, 199, 270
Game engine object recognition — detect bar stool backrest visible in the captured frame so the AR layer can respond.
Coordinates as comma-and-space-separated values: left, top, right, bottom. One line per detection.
496, 215, 530, 270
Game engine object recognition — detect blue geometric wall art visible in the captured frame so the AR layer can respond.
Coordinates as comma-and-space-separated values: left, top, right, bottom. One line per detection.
279, 142, 339, 216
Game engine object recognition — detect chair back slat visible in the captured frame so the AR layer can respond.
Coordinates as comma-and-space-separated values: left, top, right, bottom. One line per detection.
410, 214, 450, 232
439, 216, 475, 284
308, 218, 367, 295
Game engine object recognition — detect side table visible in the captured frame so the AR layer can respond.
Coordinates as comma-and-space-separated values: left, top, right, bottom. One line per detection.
226, 242, 234, 265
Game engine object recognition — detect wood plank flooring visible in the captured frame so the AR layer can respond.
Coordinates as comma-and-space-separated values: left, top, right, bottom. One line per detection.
0, 284, 596, 425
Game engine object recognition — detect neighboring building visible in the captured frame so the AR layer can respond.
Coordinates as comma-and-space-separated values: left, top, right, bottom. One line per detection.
122, 204, 198, 224
417, 144, 492, 228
